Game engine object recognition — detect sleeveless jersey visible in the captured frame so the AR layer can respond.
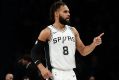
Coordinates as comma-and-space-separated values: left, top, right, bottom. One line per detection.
48, 25, 76, 70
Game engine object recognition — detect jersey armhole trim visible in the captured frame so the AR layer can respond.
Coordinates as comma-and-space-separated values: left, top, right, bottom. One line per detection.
47, 26, 53, 43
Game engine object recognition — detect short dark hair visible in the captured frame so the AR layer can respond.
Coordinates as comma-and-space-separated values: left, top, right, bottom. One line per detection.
50, 1, 66, 23
21, 54, 32, 62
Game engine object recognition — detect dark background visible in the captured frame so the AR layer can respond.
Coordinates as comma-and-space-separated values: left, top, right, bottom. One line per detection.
0, 0, 119, 79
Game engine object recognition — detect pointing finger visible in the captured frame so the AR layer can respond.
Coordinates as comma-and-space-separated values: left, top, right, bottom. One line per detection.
98, 32, 104, 37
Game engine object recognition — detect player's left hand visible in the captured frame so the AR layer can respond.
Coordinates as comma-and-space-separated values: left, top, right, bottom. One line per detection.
93, 32, 104, 46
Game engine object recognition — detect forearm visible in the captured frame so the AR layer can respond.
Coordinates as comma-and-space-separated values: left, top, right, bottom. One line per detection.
80, 42, 96, 56
37, 63, 46, 71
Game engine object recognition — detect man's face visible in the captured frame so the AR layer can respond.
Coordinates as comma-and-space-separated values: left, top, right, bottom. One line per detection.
5, 74, 13, 80
56, 5, 70, 25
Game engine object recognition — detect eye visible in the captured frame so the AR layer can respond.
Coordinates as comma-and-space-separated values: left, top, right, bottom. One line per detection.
64, 10, 69, 13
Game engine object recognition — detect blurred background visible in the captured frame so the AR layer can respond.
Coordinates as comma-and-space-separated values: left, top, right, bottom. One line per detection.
0, 0, 119, 80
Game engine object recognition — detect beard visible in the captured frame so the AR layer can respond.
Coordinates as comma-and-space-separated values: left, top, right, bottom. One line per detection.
59, 16, 70, 25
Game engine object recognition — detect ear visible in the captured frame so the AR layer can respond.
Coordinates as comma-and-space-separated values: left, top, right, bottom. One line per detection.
54, 11, 59, 17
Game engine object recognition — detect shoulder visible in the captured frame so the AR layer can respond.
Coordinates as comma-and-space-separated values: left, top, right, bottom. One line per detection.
71, 27, 77, 31
70, 27, 79, 36
41, 27, 51, 34
38, 26, 51, 41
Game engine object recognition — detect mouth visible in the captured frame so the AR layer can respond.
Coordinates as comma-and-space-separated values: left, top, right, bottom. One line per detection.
66, 18, 70, 21
66, 16, 70, 20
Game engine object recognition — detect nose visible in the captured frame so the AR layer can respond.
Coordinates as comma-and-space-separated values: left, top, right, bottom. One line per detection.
67, 12, 70, 18
68, 12, 70, 16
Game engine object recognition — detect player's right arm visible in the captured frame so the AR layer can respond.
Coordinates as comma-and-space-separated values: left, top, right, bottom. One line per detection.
31, 27, 52, 79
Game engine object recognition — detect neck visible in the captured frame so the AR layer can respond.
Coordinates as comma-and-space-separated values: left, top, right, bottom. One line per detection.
53, 21, 65, 30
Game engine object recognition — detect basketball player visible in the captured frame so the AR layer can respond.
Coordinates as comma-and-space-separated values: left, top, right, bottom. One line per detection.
31, 1, 104, 80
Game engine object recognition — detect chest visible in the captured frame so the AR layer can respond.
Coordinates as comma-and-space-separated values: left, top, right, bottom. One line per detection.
51, 30, 75, 44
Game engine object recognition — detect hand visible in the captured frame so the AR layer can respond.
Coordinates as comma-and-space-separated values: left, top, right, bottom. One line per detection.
93, 33, 104, 46
40, 67, 53, 79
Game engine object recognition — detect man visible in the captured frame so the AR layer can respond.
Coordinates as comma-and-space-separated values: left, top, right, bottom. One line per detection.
31, 1, 104, 80
15, 54, 41, 80
5, 73, 14, 80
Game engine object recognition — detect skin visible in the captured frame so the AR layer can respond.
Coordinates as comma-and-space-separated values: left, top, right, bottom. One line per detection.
37, 5, 104, 79
5, 73, 13, 80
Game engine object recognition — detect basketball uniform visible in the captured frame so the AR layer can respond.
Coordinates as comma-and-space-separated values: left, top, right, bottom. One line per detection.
48, 25, 77, 80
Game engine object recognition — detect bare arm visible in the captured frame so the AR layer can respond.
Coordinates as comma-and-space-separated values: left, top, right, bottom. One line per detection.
34, 27, 53, 79
72, 27, 104, 56
38, 27, 51, 41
